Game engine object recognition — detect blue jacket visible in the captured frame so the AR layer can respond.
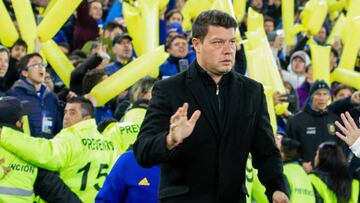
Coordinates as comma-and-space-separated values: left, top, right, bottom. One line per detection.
6, 79, 63, 138
96, 151, 160, 203
105, 59, 133, 76
159, 54, 196, 79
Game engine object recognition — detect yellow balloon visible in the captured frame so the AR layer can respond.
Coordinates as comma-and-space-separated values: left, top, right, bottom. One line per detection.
310, 44, 331, 84
328, 0, 345, 12
264, 86, 277, 134
12, 0, 37, 52
181, 0, 214, 31
89, 46, 169, 107
123, 2, 143, 56
341, 0, 360, 44
37, 0, 82, 42
247, 7, 264, 32
233, 0, 246, 22
41, 40, 74, 88
326, 13, 346, 44
300, 0, 328, 35
42, 0, 58, 17
0, 0, 19, 47
330, 68, 360, 89
282, 0, 296, 45
338, 17, 360, 70
211, 0, 242, 42
22, 115, 31, 135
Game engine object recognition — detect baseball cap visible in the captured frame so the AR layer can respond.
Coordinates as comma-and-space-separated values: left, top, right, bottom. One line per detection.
113, 33, 133, 45
309, 80, 330, 96
166, 22, 185, 36
0, 96, 27, 125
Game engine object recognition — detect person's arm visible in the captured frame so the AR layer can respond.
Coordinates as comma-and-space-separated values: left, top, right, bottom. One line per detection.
70, 54, 103, 90
335, 112, 360, 157
34, 168, 81, 203
0, 127, 73, 171
250, 84, 289, 202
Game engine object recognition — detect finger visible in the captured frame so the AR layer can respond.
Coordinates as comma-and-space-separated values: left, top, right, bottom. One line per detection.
181, 103, 188, 117
340, 113, 354, 132
189, 110, 201, 125
345, 111, 358, 130
335, 120, 350, 137
335, 131, 349, 144
170, 108, 182, 123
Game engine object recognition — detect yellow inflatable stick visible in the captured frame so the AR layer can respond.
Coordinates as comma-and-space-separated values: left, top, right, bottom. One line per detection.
181, 0, 214, 31
338, 17, 360, 70
328, 0, 345, 12
89, 46, 169, 107
233, 0, 246, 22
331, 68, 360, 89
310, 44, 331, 84
264, 86, 278, 134
341, 0, 360, 43
211, 0, 242, 42
123, 2, 143, 56
12, 0, 37, 52
41, 40, 74, 87
0, 0, 19, 47
37, 0, 82, 42
247, 7, 264, 33
327, 13, 346, 44
300, 0, 328, 35
42, 0, 58, 17
22, 115, 31, 135
282, 0, 302, 45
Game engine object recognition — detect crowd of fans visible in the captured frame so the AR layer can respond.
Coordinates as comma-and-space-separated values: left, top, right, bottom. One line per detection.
0, 0, 360, 202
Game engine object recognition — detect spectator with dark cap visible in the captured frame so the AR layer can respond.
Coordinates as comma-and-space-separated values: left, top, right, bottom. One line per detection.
0, 96, 81, 203
286, 80, 339, 173
6, 53, 63, 139
104, 33, 134, 75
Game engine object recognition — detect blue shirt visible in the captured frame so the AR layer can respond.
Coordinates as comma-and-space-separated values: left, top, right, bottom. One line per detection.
96, 151, 160, 203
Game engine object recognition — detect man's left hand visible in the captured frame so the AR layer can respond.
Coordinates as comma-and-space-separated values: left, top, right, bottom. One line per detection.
272, 191, 289, 203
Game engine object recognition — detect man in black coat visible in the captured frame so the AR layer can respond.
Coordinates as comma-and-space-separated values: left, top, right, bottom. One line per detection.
133, 10, 288, 203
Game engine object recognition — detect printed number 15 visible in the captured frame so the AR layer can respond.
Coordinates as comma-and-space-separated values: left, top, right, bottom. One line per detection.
77, 162, 109, 191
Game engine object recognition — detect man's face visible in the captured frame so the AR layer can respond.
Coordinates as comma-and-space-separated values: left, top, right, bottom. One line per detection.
63, 103, 85, 128
0, 51, 9, 77
167, 37, 188, 58
109, 27, 123, 40
316, 27, 327, 42
22, 56, 46, 85
291, 56, 305, 74
168, 12, 182, 24
89, 1, 103, 21
112, 39, 133, 61
11, 45, 26, 61
193, 25, 236, 77
251, 0, 263, 10
311, 89, 330, 111
264, 21, 274, 33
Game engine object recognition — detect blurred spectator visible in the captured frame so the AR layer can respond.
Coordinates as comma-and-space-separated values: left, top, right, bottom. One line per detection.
333, 84, 353, 102
286, 80, 339, 172
165, 9, 183, 24
0, 46, 10, 97
309, 142, 359, 203
282, 50, 310, 89
264, 16, 275, 34
329, 47, 338, 73
160, 9, 184, 44
44, 68, 55, 92
104, 33, 134, 75
313, 26, 327, 46
73, 0, 103, 49
268, 31, 285, 69
166, 22, 185, 39
159, 35, 195, 79
58, 42, 71, 56
296, 64, 313, 108
6, 53, 63, 138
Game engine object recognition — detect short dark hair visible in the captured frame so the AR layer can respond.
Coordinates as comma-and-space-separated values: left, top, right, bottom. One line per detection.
264, 16, 275, 24
281, 137, 301, 161
0, 46, 10, 59
105, 21, 126, 33
333, 84, 353, 97
11, 38, 28, 50
67, 97, 94, 118
82, 69, 107, 94
18, 53, 43, 72
165, 34, 187, 50
165, 9, 183, 22
192, 10, 237, 42
129, 76, 157, 103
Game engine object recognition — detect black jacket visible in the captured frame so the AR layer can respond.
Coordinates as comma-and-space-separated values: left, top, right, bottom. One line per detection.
286, 103, 339, 162
133, 61, 286, 203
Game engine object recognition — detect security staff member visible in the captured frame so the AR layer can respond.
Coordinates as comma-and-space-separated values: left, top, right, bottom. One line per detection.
0, 97, 115, 202
0, 96, 81, 203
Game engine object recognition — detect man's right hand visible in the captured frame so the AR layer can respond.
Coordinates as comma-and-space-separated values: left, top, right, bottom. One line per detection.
166, 103, 201, 150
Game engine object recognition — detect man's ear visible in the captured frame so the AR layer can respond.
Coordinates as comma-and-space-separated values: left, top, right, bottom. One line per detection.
192, 38, 201, 53
21, 70, 28, 78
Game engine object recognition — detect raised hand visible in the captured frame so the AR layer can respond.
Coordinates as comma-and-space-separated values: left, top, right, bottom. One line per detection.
166, 103, 201, 150
335, 112, 360, 146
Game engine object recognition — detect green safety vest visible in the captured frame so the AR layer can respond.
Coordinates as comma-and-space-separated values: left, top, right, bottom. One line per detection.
121, 107, 147, 125
251, 168, 269, 203
0, 147, 38, 203
309, 173, 359, 203
245, 154, 253, 203
283, 163, 316, 203
0, 119, 115, 203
